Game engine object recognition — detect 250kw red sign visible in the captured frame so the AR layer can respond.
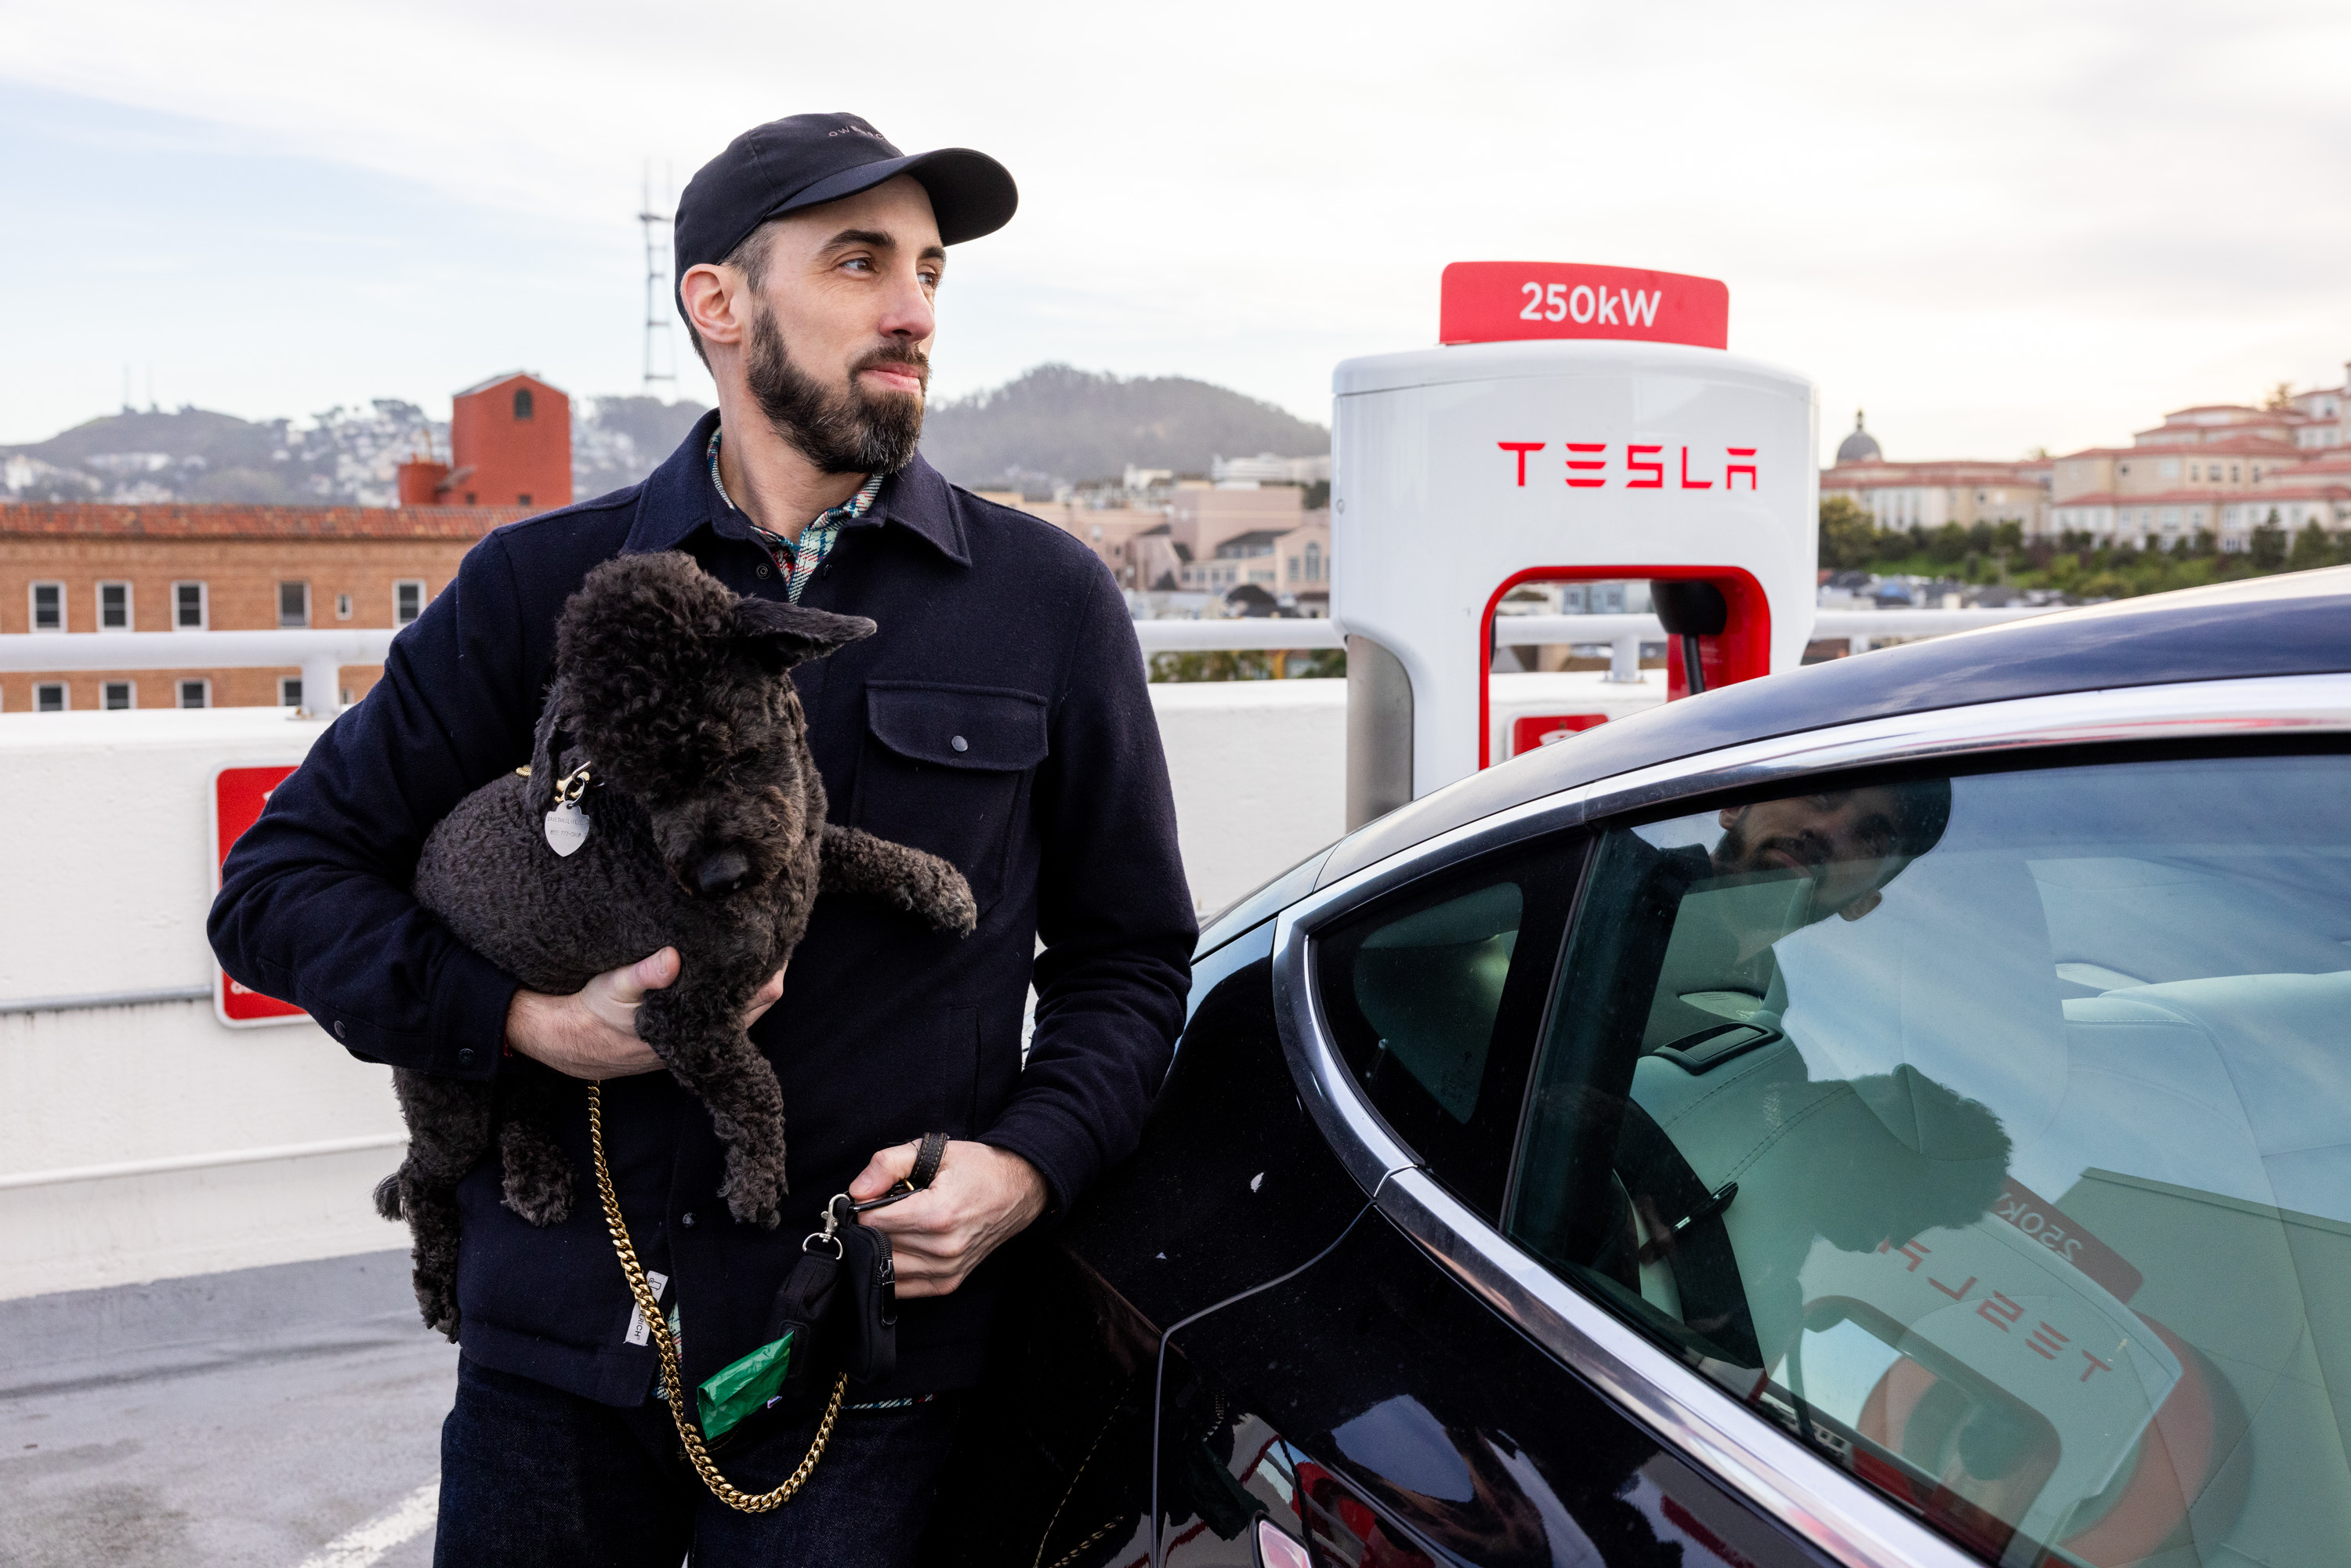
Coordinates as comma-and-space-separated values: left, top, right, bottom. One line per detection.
1441, 262, 1730, 349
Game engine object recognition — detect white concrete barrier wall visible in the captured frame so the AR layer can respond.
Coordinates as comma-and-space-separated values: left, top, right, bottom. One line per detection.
0, 672, 1661, 1298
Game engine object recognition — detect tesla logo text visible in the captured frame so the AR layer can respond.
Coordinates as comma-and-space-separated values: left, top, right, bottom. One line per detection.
1498, 441, 1759, 490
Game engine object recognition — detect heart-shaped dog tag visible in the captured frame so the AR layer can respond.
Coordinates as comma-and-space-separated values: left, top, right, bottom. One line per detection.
544, 801, 589, 857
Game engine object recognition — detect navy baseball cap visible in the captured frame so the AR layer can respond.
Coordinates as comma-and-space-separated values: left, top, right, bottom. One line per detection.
674, 113, 1016, 319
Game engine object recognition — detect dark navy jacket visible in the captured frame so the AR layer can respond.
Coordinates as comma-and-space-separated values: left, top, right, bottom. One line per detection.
208, 412, 1196, 1406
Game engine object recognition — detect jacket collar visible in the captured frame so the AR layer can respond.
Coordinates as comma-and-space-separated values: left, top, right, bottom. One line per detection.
625, 407, 970, 567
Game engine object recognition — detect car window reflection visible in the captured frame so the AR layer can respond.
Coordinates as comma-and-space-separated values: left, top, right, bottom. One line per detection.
1508, 757, 2351, 1567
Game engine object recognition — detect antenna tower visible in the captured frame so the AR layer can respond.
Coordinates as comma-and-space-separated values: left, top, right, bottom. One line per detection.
639, 164, 678, 397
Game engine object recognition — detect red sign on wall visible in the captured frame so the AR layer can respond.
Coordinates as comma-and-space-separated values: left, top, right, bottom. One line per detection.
1510, 713, 1608, 758
213, 765, 306, 1027
1440, 263, 1730, 349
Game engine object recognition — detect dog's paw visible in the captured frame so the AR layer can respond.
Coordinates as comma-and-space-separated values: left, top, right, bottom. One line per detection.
502, 1170, 574, 1228
718, 1164, 788, 1230
918, 874, 979, 937
416, 1280, 461, 1340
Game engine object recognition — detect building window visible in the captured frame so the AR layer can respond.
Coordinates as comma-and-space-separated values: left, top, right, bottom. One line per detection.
279, 675, 303, 708
1287, 556, 1299, 582
395, 581, 426, 626
30, 581, 63, 632
334, 592, 352, 621
173, 581, 207, 629
513, 388, 534, 421
278, 581, 310, 628
465, 491, 477, 505
1305, 541, 1323, 581
178, 679, 210, 709
35, 682, 66, 712
103, 680, 133, 710
2231, 465, 2241, 482
98, 581, 131, 629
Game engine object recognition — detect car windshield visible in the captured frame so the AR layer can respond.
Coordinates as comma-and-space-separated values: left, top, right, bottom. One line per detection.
1509, 753, 2351, 1567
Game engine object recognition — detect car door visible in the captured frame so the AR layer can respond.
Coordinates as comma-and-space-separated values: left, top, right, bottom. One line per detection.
1112, 829, 1836, 1568
1483, 747, 2351, 1568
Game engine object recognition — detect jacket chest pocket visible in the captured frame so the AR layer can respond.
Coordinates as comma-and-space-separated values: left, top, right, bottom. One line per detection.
851, 682, 1049, 914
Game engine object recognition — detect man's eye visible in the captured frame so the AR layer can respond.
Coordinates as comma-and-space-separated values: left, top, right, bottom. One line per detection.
842, 257, 874, 273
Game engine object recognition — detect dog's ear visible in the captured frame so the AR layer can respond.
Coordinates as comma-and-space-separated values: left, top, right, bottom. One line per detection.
524, 677, 569, 815
734, 599, 877, 667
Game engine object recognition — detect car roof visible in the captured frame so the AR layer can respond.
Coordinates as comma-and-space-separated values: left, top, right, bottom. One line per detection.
1319, 565, 2351, 887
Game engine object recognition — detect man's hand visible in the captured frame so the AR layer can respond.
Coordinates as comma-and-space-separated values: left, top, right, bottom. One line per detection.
846, 1140, 1048, 1298
505, 949, 787, 1080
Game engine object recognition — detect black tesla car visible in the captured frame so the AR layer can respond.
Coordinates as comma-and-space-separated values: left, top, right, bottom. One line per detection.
933, 567, 2351, 1568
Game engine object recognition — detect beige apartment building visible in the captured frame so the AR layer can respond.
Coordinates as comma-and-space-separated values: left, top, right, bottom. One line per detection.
1828, 361, 2351, 553
998, 480, 1333, 607
990, 495, 1168, 584
2045, 393, 2351, 548
1818, 414, 2050, 535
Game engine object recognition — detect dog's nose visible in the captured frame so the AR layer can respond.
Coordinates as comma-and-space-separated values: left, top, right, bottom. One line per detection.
694, 849, 752, 898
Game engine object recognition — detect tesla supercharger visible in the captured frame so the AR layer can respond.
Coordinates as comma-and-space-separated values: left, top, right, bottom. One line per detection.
1331, 263, 1819, 827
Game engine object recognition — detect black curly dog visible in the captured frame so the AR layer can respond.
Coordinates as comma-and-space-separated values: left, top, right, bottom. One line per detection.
376, 551, 976, 1337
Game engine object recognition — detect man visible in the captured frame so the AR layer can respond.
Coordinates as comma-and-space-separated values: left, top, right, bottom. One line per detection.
1708, 784, 1950, 929
209, 113, 1195, 1566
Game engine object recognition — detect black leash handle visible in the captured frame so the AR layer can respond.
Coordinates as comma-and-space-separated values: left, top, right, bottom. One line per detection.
846, 1131, 952, 1215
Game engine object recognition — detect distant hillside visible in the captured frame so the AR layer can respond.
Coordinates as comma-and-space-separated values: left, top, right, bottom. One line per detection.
1, 366, 1324, 506
918, 364, 1328, 492
1, 399, 711, 509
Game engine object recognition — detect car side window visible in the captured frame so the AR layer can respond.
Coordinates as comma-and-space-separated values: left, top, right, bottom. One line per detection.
1503, 759, 2351, 1568
1316, 836, 1586, 1219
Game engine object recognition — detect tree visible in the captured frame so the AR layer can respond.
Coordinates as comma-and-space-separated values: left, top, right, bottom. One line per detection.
2262, 382, 2296, 413
2251, 509, 2288, 570
1928, 521, 1971, 564
1817, 495, 1877, 569
2288, 521, 2340, 573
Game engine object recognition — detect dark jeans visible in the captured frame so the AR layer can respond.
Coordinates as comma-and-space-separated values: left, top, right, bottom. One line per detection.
436, 1357, 958, 1567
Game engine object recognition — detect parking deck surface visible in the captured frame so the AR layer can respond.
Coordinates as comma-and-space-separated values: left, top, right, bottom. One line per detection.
0, 1252, 451, 1568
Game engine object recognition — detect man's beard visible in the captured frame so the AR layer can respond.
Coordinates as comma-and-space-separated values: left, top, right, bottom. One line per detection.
744, 306, 926, 476
1714, 820, 1825, 883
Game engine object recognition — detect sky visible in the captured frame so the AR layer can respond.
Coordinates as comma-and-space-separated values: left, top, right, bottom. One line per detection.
4, 0, 2350, 462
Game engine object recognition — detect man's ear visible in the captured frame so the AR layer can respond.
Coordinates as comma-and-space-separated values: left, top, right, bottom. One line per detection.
679, 263, 745, 351
1719, 806, 1747, 832
1837, 889, 1883, 923
734, 598, 877, 667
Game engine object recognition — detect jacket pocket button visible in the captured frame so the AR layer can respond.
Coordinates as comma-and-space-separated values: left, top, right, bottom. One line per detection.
333, 1019, 346, 1039
457, 1048, 476, 1067
951, 735, 969, 752
681, 1211, 697, 1228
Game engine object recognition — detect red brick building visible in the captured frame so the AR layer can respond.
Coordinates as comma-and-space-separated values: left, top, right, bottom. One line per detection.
0, 503, 524, 711
396, 372, 572, 510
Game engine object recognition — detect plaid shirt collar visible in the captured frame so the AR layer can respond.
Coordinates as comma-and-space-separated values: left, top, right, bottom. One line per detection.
706, 426, 884, 604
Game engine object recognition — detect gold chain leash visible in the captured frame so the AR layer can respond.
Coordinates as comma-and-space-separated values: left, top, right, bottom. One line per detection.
589, 1080, 846, 1512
